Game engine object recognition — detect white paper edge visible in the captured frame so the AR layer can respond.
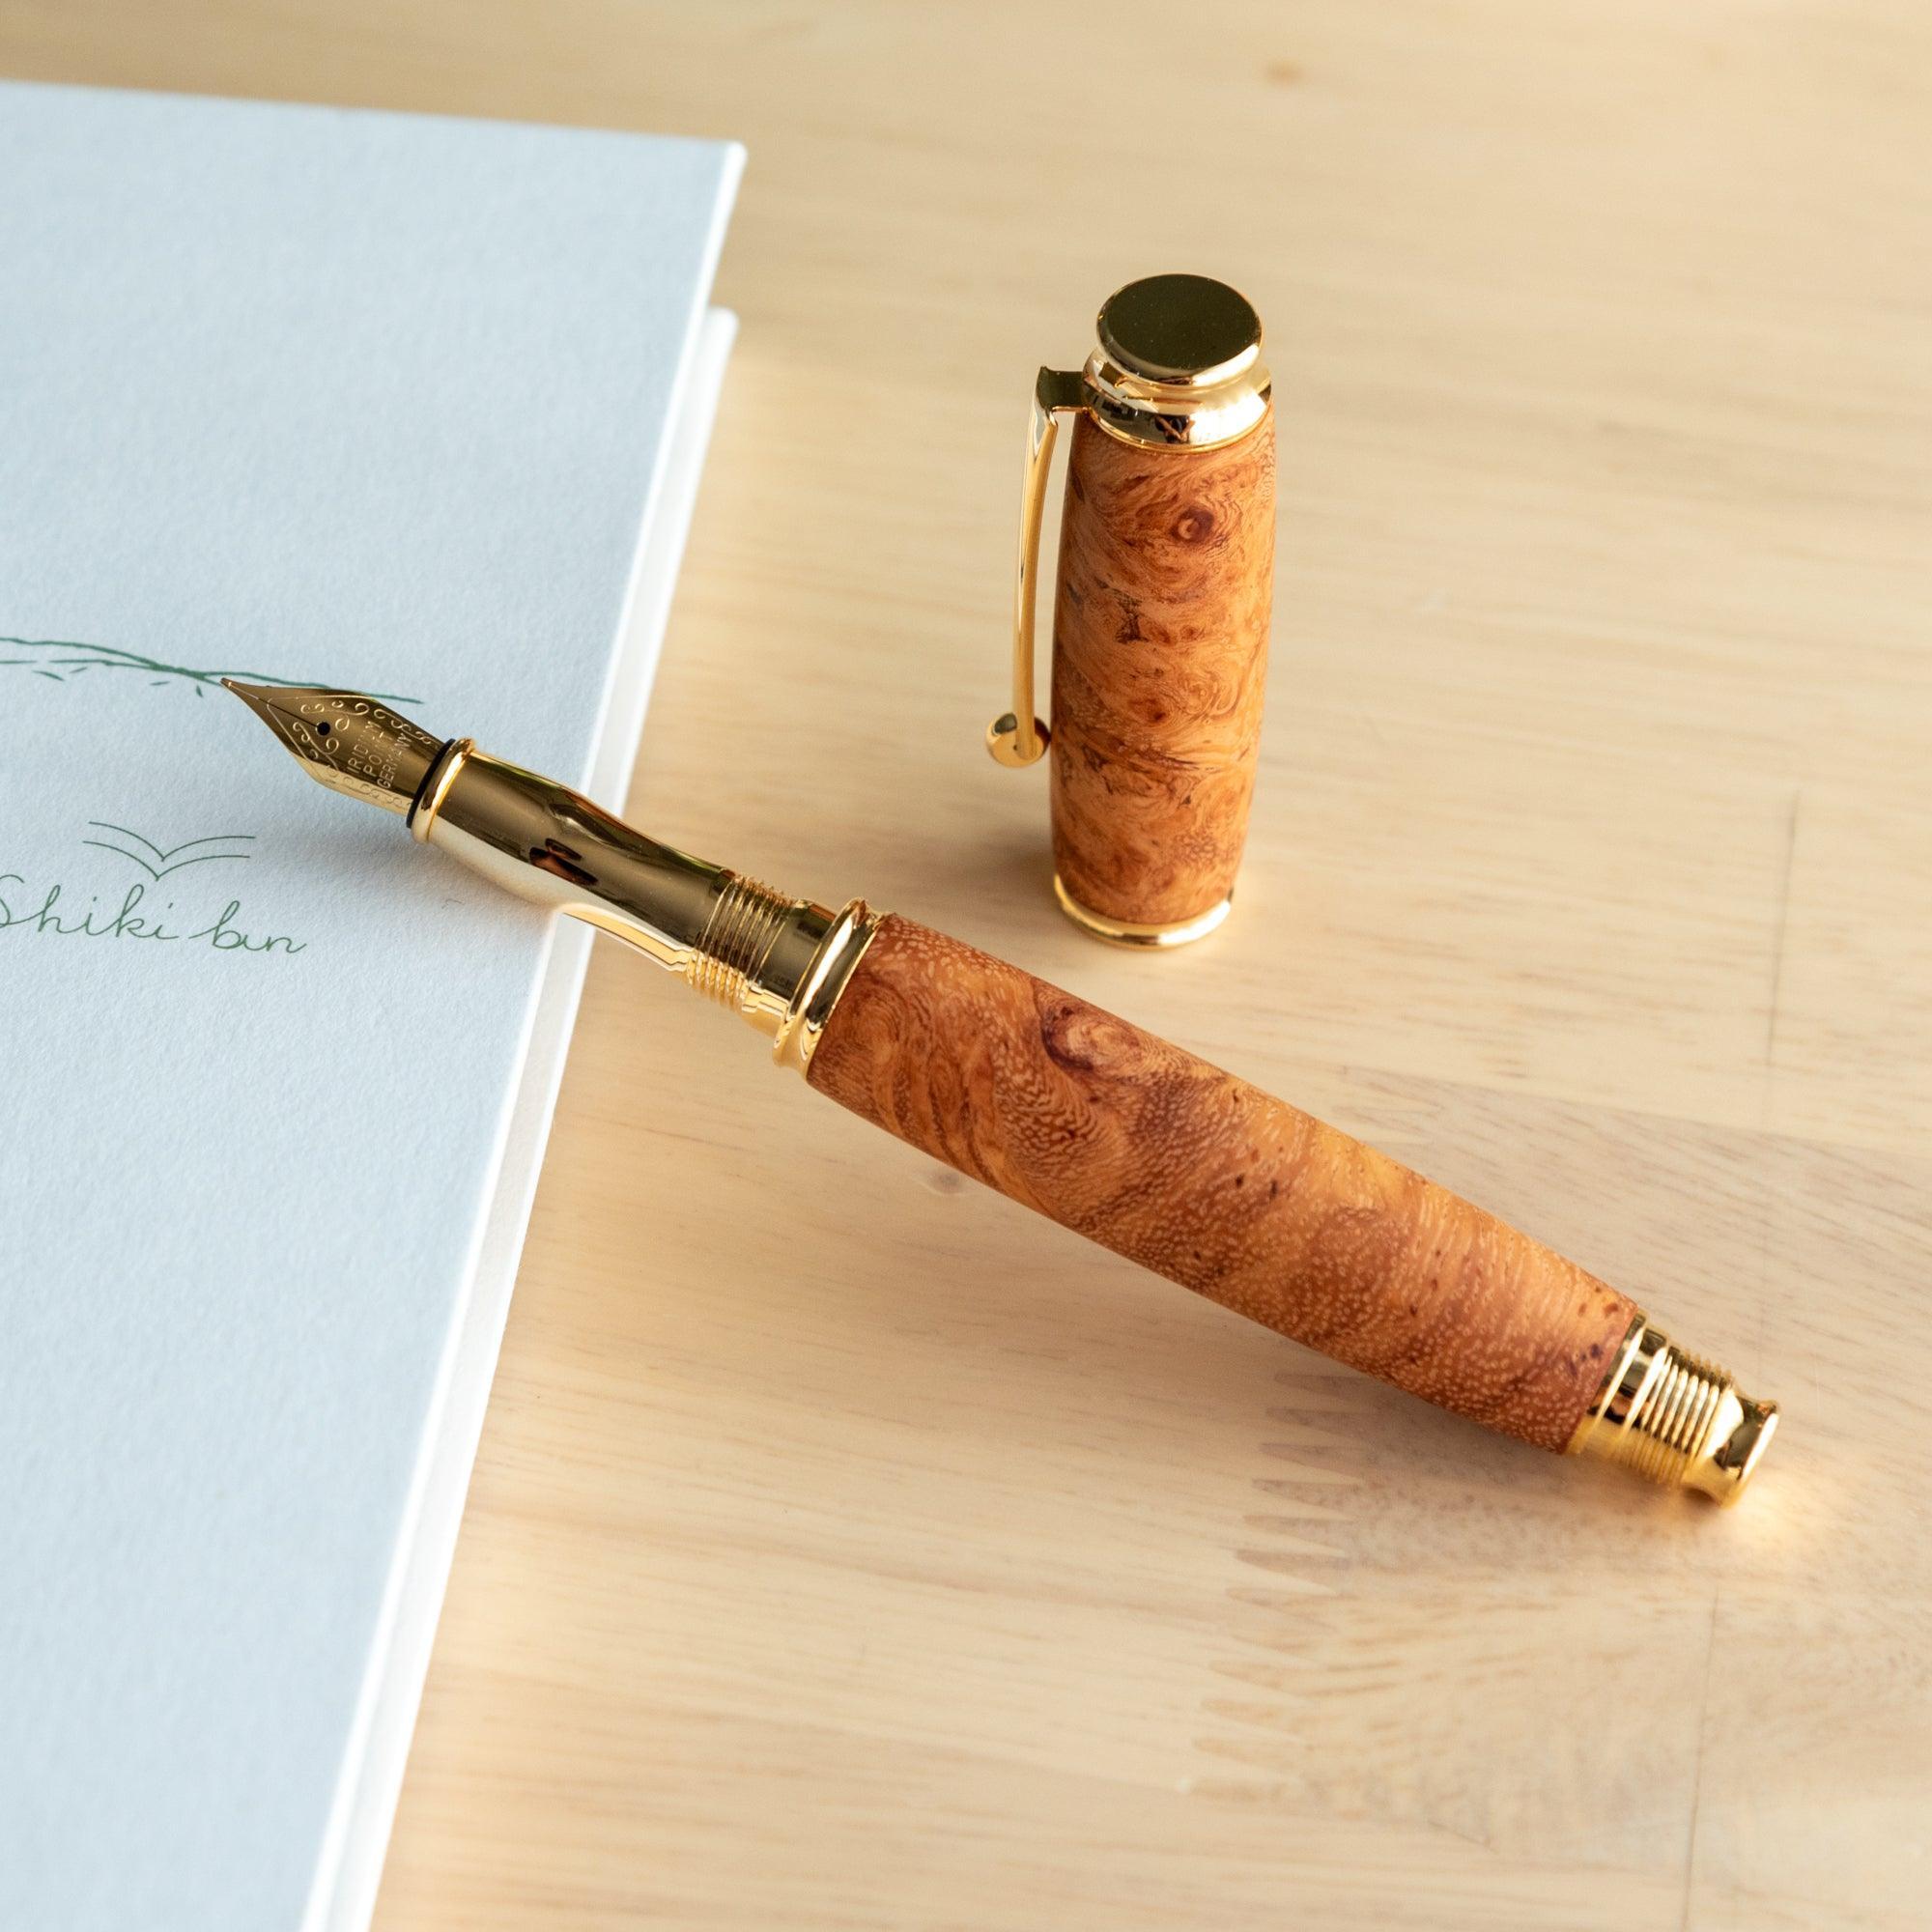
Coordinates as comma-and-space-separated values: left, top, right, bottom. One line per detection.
306, 305, 739, 1932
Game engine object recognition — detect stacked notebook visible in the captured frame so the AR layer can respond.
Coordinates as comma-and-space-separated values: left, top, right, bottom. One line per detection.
0, 82, 743, 1931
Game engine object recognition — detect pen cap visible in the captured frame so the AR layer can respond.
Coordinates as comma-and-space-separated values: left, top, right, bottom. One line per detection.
988, 273, 1275, 945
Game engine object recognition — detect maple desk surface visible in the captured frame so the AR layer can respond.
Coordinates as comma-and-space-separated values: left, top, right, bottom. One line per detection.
7, 5, 1928, 1928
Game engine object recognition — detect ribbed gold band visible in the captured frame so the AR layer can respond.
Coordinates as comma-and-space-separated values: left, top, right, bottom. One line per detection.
685, 872, 881, 1076
689, 874, 793, 1012
1568, 1316, 1777, 1504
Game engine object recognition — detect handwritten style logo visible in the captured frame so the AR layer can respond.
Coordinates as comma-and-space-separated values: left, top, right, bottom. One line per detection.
1, 823, 306, 958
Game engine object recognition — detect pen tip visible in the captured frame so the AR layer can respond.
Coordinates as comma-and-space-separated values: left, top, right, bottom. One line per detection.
222, 679, 445, 818
220, 677, 282, 720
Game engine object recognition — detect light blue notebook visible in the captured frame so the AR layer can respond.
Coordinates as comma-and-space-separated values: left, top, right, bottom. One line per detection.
0, 83, 742, 1931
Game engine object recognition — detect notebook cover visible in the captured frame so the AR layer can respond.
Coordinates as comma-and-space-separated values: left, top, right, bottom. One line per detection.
0, 81, 742, 1932
320, 306, 738, 1932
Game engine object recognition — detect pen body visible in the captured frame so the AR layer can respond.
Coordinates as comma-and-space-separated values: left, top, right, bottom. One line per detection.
808, 915, 1634, 1449
223, 680, 1774, 1498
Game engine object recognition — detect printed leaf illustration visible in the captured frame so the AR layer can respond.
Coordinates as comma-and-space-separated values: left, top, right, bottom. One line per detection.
81, 823, 255, 881
1, 635, 414, 704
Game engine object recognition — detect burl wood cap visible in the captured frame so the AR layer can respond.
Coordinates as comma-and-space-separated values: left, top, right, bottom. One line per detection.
1042, 274, 1277, 943
992, 274, 1274, 937
1049, 406, 1275, 938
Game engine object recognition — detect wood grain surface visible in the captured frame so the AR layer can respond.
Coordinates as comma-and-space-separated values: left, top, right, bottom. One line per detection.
1050, 412, 1275, 925
6, 5, 1928, 1930
811, 915, 1634, 1448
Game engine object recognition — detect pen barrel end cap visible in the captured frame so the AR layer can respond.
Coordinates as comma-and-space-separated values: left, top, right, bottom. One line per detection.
1570, 1318, 1778, 1505
1684, 1386, 1778, 1504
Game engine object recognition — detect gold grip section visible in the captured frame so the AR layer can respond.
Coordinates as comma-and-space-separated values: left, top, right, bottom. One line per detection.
412, 743, 881, 1074
1569, 1318, 1778, 1504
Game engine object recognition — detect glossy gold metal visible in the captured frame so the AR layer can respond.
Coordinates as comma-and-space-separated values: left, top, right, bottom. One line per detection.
226, 685, 881, 1076
988, 274, 1271, 768
409, 736, 472, 843
219, 681, 441, 814
1568, 1315, 1778, 1504
411, 745, 881, 1073
989, 366, 1084, 769
1051, 875, 1235, 949
772, 895, 883, 1074
1088, 272, 1270, 451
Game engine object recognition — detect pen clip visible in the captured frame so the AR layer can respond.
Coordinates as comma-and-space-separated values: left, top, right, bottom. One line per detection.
986, 365, 1086, 767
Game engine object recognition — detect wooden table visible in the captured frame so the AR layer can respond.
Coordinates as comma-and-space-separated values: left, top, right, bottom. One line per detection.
10, 5, 1929, 1926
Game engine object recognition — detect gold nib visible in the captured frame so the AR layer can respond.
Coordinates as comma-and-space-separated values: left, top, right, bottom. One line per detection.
221, 681, 444, 817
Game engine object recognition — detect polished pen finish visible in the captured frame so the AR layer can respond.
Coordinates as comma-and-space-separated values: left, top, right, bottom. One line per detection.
221, 682, 440, 815
225, 682, 1778, 1502
992, 274, 1276, 946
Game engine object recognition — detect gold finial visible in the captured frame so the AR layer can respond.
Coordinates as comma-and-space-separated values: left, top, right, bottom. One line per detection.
1096, 271, 1263, 387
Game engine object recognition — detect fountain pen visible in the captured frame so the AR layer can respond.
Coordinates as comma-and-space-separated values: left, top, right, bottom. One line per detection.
224, 681, 1777, 1503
